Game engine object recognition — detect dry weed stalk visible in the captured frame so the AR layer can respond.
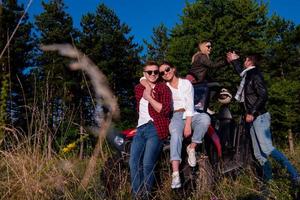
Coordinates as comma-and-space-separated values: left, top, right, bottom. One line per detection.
0, 148, 79, 200
41, 43, 120, 189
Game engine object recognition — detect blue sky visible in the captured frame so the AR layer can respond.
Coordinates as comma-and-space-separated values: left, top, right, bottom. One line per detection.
20, 0, 300, 47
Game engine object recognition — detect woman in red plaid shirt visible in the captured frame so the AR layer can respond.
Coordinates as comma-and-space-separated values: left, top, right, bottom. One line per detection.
129, 61, 172, 199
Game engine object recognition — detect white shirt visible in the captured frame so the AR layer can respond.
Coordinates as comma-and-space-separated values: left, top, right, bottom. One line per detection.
168, 86, 184, 110
137, 97, 153, 127
167, 78, 196, 119
235, 66, 256, 102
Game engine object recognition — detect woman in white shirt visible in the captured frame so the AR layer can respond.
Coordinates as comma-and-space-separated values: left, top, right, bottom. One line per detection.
159, 61, 210, 189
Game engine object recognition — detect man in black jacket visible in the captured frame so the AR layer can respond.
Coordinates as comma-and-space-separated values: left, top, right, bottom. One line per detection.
227, 52, 300, 186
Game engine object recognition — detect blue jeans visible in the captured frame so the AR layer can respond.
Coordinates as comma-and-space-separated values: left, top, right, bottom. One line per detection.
250, 112, 299, 181
129, 122, 163, 197
169, 112, 210, 161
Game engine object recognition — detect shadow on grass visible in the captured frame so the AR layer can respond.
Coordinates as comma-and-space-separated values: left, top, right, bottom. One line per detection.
237, 193, 266, 200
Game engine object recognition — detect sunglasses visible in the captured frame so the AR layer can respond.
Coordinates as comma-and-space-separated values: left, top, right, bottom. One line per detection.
159, 66, 171, 76
206, 45, 212, 49
144, 70, 159, 75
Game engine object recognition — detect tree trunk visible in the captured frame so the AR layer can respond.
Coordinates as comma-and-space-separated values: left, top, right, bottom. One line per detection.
288, 128, 295, 154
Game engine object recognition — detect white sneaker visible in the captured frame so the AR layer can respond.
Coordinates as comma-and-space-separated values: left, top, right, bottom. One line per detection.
171, 171, 181, 189
187, 145, 196, 167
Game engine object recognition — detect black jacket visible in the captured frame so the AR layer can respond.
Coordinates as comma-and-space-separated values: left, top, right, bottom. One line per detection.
188, 53, 227, 83
232, 59, 267, 117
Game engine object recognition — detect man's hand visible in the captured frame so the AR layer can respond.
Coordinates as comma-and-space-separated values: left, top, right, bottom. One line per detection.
245, 114, 254, 123
143, 86, 152, 101
226, 51, 239, 62
141, 79, 156, 99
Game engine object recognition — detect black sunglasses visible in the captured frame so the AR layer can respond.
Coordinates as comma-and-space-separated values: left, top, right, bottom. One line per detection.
159, 66, 171, 76
206, 45, 212, 49
144, 70, 159, 75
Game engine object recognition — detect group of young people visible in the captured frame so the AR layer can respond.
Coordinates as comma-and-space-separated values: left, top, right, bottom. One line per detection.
128, 40, 300, 199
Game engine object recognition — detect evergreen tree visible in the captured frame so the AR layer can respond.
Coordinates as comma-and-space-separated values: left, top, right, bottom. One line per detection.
264, 19, 300, 138
264, 15, 299, 79
79, 3, 141, 128
268, 79, 300, 140
34, 0, 82, 154
167, 0, 269, 83
165, 0, 300, 137
144, 23, 170, 63
0, 0, 33, 131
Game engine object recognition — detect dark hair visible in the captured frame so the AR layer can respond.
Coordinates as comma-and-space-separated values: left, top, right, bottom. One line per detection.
143, 60, 159, 70
159, 61, 179, 77
160, 61, 175, 69
246, 54, 262, 66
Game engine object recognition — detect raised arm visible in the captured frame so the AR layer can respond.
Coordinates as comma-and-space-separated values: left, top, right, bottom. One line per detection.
193, 53, 227, 69
227, 52, 243, 75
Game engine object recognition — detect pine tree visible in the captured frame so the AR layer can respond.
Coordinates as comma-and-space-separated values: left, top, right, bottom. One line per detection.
268, 79, 300, 139
34, 0, 82, 156
165, 0, 300, 136
264, 15, 299, 79
79, 3, 141, 128
144, 23, 170, 63
0, 0, 33, 132
167, 0, 269, 83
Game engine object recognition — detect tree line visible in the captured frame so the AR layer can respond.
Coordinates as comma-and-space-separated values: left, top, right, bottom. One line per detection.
0, 0, 299, 154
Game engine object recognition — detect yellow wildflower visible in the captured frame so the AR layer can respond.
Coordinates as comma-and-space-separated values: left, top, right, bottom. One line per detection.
67, 142, 76, 149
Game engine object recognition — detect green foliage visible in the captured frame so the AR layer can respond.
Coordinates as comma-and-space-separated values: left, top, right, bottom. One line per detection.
144, 23, 170, 63
0, 0, 34, 130
167, 0, 268, 80
268, 79, 300, 138
0, 74, 9, 140
79, 3, 142, 126
264, 15, 299, 79
80, 3, 142, 90
0, 74, 8, 122
33, 0, 87, 155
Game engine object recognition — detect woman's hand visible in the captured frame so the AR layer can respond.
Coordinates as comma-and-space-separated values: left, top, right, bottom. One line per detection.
184, 116, 192, 138
184, 125, 192, 138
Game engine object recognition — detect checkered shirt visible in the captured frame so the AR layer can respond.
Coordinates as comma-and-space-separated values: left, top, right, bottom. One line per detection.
135, 82, 172, 140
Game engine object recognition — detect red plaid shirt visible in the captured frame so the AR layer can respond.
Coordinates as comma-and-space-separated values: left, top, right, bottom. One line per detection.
135, 82, 172, 140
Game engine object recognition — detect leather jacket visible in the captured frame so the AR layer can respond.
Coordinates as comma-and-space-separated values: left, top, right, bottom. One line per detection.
232, 59, 267, 117
188, 53, 227, 83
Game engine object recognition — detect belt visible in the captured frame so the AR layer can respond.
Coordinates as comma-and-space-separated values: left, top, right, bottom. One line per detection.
174, 108, 185, 113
